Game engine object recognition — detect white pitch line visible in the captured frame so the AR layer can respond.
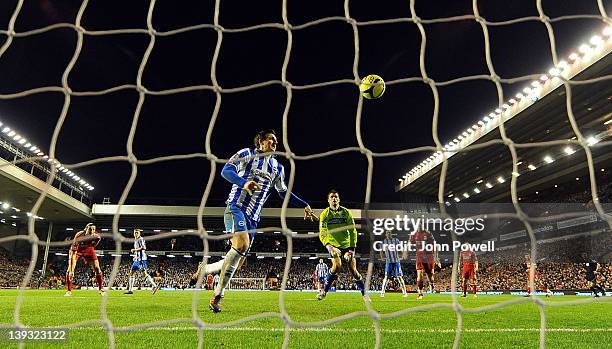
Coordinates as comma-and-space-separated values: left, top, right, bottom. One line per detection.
71, 327, 612, 334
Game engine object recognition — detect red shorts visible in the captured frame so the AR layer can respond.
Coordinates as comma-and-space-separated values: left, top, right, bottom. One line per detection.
416, 261, 435, 273
526, 270, 539, 280
74, 246, 98, 264
462, 265, 475, 279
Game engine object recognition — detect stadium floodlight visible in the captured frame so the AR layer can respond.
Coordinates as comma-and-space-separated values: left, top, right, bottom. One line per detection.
543, 155, 554, 164
473, 188, 480, 194
515, 93, 524, 99
257, 255, 265, 259
183, 255, 192, 258
539, 75, 548, 81
483, 116, 491, 122
10, 215, 17, 219
167, 254, 175, 258
472, 124, 478, 129
0, 121, 2, 127
548, 68, 560, 76
604, 119, 612, 125
589, 35, 603, 45
467, 128, 474, 134
462, 193, 469, 198
489, 112, 496, 118
7, 131, 15, 137
24, 142, 30, 147
576, 177, 580, 181
1, 203, 9, 210
508, 99, 516, 105
531, 81, 540, 88
512, 172, 520, 177
37, 152, 44, 156
497, 176, 505, 183
495, 108, 501, 113
1, 127, 9, 133
453, 197, 460, 202
13, 134, 21, 141
564, 147, 575, 155
528, 164, 537, 170
462, 132, 468, 137
13, 207, 20, 212
578, 44, 591, 54
604, 26, 612, 36
558, 60, 568, 69
448, 194, 454, 197
586, 136, 599, 146
453, 138, 459, 143
485, 182, 493, 188
569, 52, 579, 61
502, 104, 510, 109
523, 87, 531, 94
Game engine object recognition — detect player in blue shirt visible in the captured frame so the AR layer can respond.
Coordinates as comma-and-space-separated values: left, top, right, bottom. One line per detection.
380, 231, 407, 298
125, 229, 159, 295
209, 129, 317, 312
315, 258, 330, 292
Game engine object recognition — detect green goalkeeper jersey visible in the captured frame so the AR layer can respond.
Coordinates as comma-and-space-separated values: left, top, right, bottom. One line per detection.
319, 206, 357, 249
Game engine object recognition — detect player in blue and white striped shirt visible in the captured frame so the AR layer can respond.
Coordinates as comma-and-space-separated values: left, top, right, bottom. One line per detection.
209, 129, 317, 313
380, 231, 407, 298
315, 259, 330, 292
125, 229, 159, 295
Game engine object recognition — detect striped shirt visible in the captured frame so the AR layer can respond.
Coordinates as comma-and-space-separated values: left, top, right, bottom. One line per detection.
383, 238, 401, 263
133, 237, 147, 262
226, 148, 287, 222
315, 262, 329, 278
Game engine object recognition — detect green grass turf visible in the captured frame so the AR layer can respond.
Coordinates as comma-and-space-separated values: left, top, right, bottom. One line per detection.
0, 290, 610, 348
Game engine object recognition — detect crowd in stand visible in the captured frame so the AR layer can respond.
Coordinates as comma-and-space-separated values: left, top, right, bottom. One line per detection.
0, 248, 41, 288
2, 232, 609, 293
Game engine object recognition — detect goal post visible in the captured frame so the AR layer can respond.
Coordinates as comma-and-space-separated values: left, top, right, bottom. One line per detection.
228, 278, 267, 291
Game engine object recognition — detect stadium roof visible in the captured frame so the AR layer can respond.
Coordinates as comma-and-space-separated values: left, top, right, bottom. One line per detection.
0, 157, 91, 221
397, 28, 612, 202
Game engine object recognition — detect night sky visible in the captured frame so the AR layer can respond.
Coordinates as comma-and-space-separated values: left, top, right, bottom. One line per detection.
0, 0, 608, 206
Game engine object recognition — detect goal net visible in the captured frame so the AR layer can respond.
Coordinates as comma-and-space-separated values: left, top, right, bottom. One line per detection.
0, 1, 611, 349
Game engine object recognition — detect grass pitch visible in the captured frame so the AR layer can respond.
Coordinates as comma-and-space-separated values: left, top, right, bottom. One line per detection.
0, 289, 610, 348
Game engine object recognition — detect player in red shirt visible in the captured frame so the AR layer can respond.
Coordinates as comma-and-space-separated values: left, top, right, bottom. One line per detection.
523, 255, 551, 297
459, 246, 478, 297
410, 230, 440, 299
65, 223, 104, 296
206, 274, 214, 290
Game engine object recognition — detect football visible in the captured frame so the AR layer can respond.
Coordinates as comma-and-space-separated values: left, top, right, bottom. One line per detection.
359, 74, 386, 99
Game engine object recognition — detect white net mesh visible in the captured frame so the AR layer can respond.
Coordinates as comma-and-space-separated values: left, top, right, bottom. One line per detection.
0, 0, 611, 348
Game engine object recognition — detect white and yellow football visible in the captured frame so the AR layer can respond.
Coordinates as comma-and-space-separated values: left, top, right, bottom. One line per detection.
359, 74, 386, 99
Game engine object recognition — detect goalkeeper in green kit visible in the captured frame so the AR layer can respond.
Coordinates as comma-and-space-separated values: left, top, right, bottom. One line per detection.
317, 189, 367, 300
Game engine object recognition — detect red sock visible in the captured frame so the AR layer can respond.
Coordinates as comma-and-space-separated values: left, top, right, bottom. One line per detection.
472, 284, 477, 294
462, 283, 467, 295
417, 280, 423, 292
66, 273, 72, 291
95, 273, 103, 291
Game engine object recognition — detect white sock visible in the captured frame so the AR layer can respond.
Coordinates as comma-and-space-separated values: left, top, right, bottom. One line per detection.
398, 277, 406, 295
381, 276, 388, 295
128, 276, 135, 291
204, 260, 225, 275
146, 273, 157, 288
214, 248, 243, 297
